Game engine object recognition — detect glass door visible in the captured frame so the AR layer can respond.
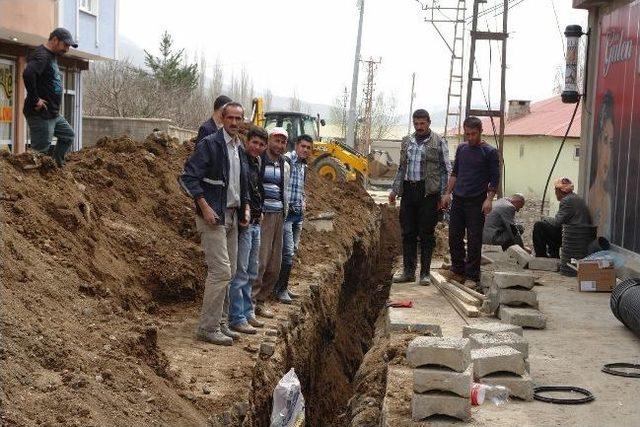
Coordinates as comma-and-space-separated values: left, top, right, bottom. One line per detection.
0, 58, 15, 149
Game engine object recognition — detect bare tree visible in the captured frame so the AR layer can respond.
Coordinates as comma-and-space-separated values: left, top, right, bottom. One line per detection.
263, 89, 273, 110
371, 93, 400, 139
289, 90, 301, 112
210, 56, 224, 99
329, 87, 349, 138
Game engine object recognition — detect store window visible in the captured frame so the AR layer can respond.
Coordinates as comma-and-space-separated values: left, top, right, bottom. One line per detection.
0, 58, 15, 149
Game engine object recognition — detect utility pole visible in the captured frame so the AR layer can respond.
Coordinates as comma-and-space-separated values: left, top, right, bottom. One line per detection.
346, 0, 365, 149
420, 0, 467, 144
465, 0, 508, 197
360, 57, 381, 155
407, 72, 416, 135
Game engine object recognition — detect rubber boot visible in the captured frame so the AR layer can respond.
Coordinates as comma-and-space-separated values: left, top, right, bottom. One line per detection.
274, 264, 293, 304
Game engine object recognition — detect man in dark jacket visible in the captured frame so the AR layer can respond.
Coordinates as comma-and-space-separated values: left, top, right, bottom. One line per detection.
533, 177, 592, 258
195, 95, 232, 144
22, 28, 78, 167
179, 102, 250, 346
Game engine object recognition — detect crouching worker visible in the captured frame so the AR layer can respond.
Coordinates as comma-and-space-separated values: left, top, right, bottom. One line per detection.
229, 126, 269, 334
533, 177, 592, 258
179, 102, 249, 346
483, 194, 526, 250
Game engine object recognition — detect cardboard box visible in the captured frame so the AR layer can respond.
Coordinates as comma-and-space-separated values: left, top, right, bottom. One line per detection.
577, 260, 616, 292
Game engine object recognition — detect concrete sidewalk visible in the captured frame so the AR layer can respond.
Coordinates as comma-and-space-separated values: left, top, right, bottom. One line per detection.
382, 254, 640, 426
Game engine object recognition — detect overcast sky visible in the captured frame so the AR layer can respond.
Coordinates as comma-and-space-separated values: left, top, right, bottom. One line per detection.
119, 0, 587, 114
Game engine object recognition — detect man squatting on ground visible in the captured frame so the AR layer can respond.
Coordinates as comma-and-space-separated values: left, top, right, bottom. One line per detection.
441, 116, 500, 284
228, 126, 269, 335
389, 109, 451, 286
23, 28, 78, 167
195, 95, 232, 144
273, 135, 314, 304
179, 102, 251, 346
482, 194, 526, 250
532, 177, 592, 258
251, 127, 291, 319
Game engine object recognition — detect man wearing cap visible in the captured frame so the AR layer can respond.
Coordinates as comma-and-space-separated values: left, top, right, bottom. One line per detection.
483, 194, 526, 250
22, 28, 78, 167
252, 127, 290, 318
196, 95, 233, 144
533, 177, 592, 258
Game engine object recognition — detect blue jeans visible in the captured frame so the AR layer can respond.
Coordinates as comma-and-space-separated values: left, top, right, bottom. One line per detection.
26, 115, 74, 166
282, 211, 303, 267
229, 224, 261, 326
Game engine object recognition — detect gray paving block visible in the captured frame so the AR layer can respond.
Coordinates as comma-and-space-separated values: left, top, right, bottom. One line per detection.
406, 337, 471, 372
480, 372, 534, 401
499, 306, 547, 329
412, 392, 471, 421
493, 271, 536, 290
413, 365, 473, 397
471, 346, 526, 378
388, 309, 443, 336
506, 245, 534, 268
528, 257, 560, 272
498, 288, 539, 308
462, 322, 523, 337
468, 332, 529, 358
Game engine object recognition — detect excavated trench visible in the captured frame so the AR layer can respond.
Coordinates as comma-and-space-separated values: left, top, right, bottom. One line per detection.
242, 206, 400, 426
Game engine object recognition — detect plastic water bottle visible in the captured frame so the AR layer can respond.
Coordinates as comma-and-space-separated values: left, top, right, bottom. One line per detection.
470, 383, 510, 406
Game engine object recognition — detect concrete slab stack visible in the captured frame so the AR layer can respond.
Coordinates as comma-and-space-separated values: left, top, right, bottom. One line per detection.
406, 337, 472, 421
493, 271, 547, 329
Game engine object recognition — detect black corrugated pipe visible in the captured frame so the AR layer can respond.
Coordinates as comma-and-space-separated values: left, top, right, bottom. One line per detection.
560, 224, 597, 276
610, 278, 640, 337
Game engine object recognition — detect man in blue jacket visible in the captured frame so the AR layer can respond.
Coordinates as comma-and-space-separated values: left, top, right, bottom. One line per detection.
179, 102, 250, 346
195, 95, 232, 144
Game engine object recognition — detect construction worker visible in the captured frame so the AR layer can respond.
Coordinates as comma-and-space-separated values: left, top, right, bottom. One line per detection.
252, 127, 291, 318
483, 194, 526, 250
229, 126, 269, 334
533, 177, 592, 258
22, 28, 78, 167
389, 109, 451, 285
195, 95, 232, 144
179, 102, 250, 346
441, 116, 500, 284
274, 134, 313, 303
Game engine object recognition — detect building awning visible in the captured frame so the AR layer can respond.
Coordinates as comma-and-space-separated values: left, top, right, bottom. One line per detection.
0, 27, 112, 62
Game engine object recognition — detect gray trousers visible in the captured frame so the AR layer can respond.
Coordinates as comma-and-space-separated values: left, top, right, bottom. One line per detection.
252, 212, 284, 303
196, 209, 238, 333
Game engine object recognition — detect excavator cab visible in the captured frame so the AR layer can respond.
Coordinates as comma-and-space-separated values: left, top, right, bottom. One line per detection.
262, 112, 321, 152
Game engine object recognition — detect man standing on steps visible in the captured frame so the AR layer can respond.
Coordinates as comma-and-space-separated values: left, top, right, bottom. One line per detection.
389, 109, 451, 286
274, 134, 313, 304
22, 28, 78, 167
195, 95, 232, 144
441, 116, 500, 285
179, 102, 250, 346
252, 127, 290, 318
229, 126, 269, 335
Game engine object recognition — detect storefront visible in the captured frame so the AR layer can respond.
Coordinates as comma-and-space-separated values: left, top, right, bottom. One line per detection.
0, 57, 15, 149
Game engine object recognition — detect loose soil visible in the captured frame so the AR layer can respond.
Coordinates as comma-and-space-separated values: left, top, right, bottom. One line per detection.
0, 134, 401, 426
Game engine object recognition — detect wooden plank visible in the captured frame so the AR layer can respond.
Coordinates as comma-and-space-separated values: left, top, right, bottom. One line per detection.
431, 271, 487, 301
441, 282, 482, 307
435, 282, 480, 318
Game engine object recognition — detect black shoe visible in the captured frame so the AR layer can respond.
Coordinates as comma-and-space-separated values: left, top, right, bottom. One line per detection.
419, 273, 431, 286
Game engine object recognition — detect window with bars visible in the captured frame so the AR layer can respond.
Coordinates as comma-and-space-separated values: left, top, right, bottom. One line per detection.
80, 0, 99, 15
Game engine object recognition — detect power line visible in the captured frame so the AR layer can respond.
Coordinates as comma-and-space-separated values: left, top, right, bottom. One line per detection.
549, 0, 566, 57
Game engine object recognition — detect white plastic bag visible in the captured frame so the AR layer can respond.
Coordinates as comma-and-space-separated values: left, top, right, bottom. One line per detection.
270, 368, 306, 427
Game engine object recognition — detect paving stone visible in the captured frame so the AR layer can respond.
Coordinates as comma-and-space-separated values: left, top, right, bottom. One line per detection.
471, 346, 526, 378
259, 342, 275, 357
413, 365, 473, 397
411, 392, 471, 421
493, 271, 536, 290
528, 257, 560, 272
388, 309, 443, 336
462, 322, 523, 337
506, 245, 533, 268
480, 372, 534, 401
468, 332, 529, 358
498, 288, 539, 308
406, 337, 471, 372
499, 306, 547, 329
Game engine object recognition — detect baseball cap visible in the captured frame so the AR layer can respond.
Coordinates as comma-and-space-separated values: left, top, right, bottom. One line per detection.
269, 127, 288, 139
50, 28, 78, 48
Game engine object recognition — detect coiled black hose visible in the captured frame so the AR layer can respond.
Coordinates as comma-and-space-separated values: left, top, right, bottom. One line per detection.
610, 278, 640, 337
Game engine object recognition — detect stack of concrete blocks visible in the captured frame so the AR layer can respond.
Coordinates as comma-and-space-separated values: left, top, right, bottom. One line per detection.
406, 337, 472, 421
463, 323, 534, 401
493, 271, 547, 329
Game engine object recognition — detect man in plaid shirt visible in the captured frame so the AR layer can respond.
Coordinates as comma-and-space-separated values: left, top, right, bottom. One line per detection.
274, 134, 313, 303
389, 109, 451, 285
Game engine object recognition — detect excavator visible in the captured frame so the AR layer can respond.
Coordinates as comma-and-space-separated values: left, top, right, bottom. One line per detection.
250, 97, 397, 185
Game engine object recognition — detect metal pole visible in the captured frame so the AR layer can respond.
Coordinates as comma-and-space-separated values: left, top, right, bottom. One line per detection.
407, 72, 416, 135
465, 0, 480, 116
498, 0, 508, 198
346, 0, 365, 149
